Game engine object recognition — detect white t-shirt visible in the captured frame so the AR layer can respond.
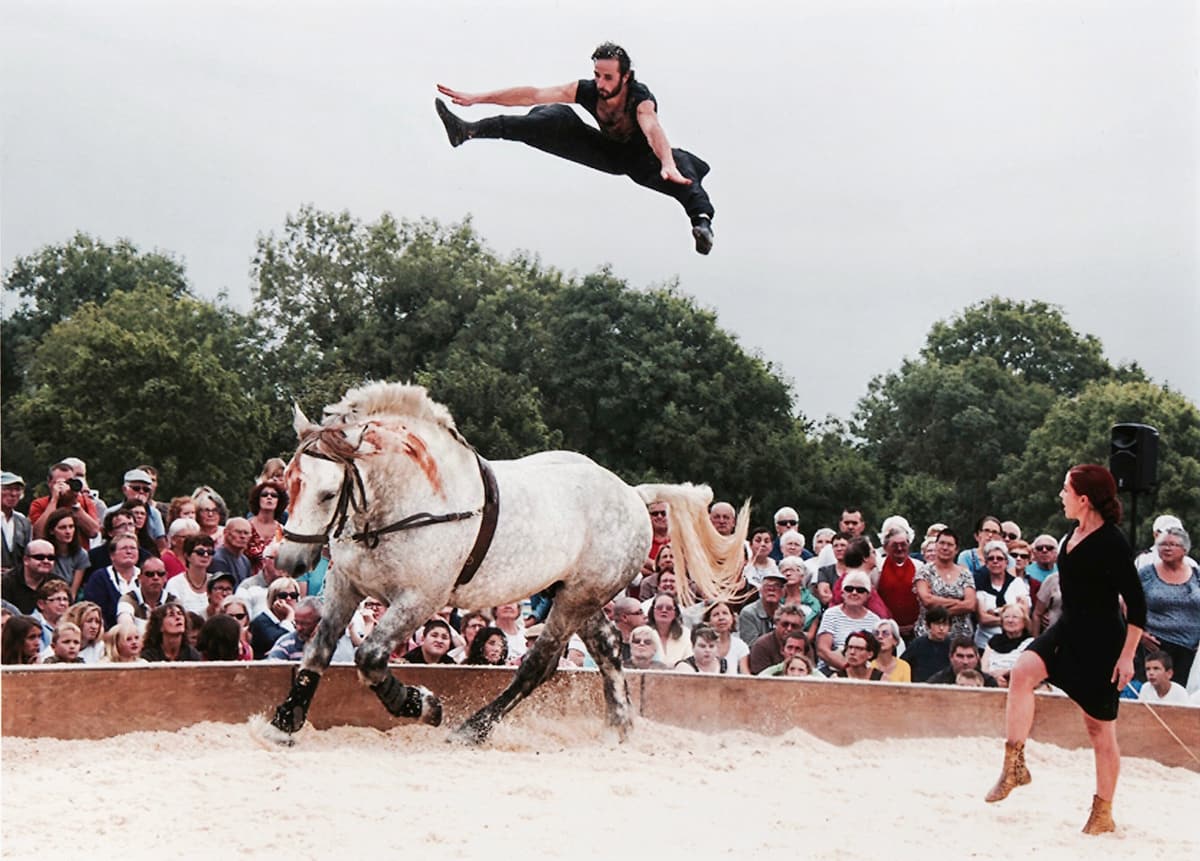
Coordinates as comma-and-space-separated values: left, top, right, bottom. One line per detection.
164, 574, 211, 616
1138, 681, 1189, 704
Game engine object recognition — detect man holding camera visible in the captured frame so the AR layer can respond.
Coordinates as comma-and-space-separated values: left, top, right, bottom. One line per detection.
29, 461, 100, 543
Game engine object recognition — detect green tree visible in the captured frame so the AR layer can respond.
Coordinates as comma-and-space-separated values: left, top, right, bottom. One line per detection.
922, 297, 1120, 395
4, 285, 272, 502
990, 380, 1200, 546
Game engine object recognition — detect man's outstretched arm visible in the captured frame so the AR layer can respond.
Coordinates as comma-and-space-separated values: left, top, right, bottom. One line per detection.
636, 101, 691, 185
436, 81, 578, 107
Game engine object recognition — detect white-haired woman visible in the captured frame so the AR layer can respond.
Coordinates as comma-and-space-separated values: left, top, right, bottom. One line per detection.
622, 625, 669, 670
778, 555, 821, 640
975, 539, 1031, 650
982, 604, 1034, 687
1136, 525, 1200, 684
815, 569, 881, 674
872, 618, 911, 682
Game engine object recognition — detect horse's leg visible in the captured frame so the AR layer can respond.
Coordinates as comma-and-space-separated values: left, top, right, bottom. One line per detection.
268, 571, 363, 737
576, 609, 633, 740
452, 617, 575, 745
356, 594, 443, 725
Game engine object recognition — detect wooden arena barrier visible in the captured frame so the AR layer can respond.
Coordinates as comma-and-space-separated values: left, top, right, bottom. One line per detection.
2, 665, 1196, 771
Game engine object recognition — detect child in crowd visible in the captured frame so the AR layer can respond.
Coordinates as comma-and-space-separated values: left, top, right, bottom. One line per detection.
1138, 651, 1189, 704
43, 621, 84, 663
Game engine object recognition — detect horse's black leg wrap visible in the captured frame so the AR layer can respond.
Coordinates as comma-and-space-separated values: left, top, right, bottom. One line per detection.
371, 674, 443, 725
271, 669, 321, 734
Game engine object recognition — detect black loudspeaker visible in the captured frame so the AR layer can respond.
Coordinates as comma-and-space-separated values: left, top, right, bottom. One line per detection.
1110, 423, 1159, 492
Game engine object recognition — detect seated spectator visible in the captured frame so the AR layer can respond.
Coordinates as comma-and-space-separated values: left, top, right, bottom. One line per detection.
492, 602, 528, 660
815, 570, 882, 674
1032, 570, 1063, 636
246, 482, 287, 571
613, 596, 647, 662
743, 526, 781, 589
235, 540, 283, 620
804, 528, 835, 583
64, 601, 106, 663
673, 625, 725, 673
218, 595, 255, 660
1138, 651, 1189, 704
973, 539, 1030, 650
185, 611, 206, 651
783, 653, 819, 678
2, 615, 44, 664
162, 517, 200, 579
746, 604, 810, 675
250, 577, 301, 659
120, 500, 160, 560
872, 618, 911, 682
209, 518, 253, 584
197, 614, 244, 661
464, 625, 510, 666
815, 531, 852, 606
141, 603, 201, 662
622, 625, 669, 670
833, 630, 884, 680
2, 539, 57, 614
403, 618, 456, 664
266, 597, 323, 661
44, 508, 89, 598
754, 628, 810, 677
956, 669, 986, 687
31, 579, 71, 649
205, 572, 237, 619
167, 496, 198, 530
99, 617, 145, 663
777, 556, 821, 640
638, 543, 676, 601
903, 606, 953, 682
913, 528, 977, 642
828, 538, 891, 618
927, 636, 997, 687
649, 592, 692, 666
192, 489, 227, 546
981, 604, 1034, 687
738, 570, 785, 646
349, 597, 387, 649
82, 533, 143, 628
117, 557, 171, 625
702, 601, 748, 674
450, 611, 490, 663
84, 509, 150, 582
43, 621, 84, 664
165, 535, 216, 616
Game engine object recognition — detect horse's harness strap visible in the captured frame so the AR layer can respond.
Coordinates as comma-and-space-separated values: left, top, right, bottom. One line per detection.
453, 454, 499, 588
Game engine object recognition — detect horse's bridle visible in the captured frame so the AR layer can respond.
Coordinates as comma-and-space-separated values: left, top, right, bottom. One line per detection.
281, 433, 500, 588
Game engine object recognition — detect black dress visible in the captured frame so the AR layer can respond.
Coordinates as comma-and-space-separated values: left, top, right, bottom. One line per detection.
1028, 522, 1146, 720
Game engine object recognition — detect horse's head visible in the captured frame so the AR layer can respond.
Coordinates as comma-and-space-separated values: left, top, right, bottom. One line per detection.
275, 405, 363, 576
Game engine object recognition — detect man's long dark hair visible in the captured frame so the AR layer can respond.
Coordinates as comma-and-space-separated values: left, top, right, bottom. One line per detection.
591, 41, 636, 85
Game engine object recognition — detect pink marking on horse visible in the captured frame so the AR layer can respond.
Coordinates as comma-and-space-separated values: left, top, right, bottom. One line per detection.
403, 431, 443, 495
283, 457, 303, 518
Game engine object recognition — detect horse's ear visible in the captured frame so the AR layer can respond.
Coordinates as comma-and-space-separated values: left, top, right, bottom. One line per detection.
293, 403, 316, 437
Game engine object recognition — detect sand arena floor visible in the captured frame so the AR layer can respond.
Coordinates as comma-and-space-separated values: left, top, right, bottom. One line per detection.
3, 706, 1198, 860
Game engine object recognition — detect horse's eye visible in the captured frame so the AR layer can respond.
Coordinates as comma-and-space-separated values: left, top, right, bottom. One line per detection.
320, 491, 337, 503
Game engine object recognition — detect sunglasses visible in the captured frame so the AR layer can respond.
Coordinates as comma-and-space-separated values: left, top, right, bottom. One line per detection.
776, 519, 798, 527
278, 592, 300, 600
986, 555, 1008, 563
228, 612, 248, 620
28, 554, 56, 561
192, 548, 215, 556
630, 638, 654, 646
141, 570, 166, 578
259, 491, 279, 498
843, 585, 870, 594
1034, 545, 1055, 552
1010, 552, 1030, 560
1003, 532, 1020, 540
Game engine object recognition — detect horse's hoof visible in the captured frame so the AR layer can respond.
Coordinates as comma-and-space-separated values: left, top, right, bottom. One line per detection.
249, 714, 297, 749
417, 687, 443, 727
448, 721, 487, 746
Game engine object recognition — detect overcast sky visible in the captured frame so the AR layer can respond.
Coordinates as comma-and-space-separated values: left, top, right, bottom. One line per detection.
3, 0, 1196, 423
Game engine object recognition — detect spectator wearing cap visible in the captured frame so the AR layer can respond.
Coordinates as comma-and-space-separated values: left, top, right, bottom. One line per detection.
205, 571, 237, 619
209, 517, 253, 585
404, 617, 456, 664
107, 469, 167, 553
738, 566, 787, 646
769, 507, 801, 561
250, 577, 300, 658
82, 533, 144, 628
28, 461, 100, 544
2, 539, 57, 614
1, 471, 32, 576
267, 596, 323, 660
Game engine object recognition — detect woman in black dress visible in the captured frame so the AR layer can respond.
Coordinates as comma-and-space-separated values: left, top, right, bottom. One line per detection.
985, 465, 1146, 835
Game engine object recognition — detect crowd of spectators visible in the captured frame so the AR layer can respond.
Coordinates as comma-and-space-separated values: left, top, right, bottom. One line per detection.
2, 460, 1199, 709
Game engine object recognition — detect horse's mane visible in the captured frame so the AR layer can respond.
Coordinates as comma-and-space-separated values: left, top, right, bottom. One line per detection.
322, 381, 459, 432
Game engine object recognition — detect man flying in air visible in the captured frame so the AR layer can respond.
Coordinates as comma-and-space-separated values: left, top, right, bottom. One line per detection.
435, 41, 716, 255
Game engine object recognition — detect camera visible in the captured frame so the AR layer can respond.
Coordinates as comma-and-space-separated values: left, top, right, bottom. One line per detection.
67, 478, 84, 493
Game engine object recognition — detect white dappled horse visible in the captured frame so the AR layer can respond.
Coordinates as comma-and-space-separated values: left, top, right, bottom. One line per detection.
266, 381, 748, 744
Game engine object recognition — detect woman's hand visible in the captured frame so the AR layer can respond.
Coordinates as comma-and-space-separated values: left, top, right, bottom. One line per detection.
1111, 654, 1135, 690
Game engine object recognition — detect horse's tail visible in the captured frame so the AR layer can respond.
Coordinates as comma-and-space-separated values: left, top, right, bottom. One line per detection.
636, 483, 751, 606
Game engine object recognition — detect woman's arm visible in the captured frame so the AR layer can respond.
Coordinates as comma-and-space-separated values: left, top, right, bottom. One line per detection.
816, 632, 845, 672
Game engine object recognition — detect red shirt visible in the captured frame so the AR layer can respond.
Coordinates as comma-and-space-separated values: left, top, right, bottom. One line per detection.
29, 494, 99, 529
876, 556, 921, 627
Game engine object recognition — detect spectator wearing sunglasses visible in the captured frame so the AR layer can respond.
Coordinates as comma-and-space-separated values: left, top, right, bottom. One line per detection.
974, 540, 1031, 651
250, 577, 301, 659
1000, 520, 1022, 549
165, 535, 217, 617
117, 556, 171, 626
769, 507, 801, 561
815, 570, 882, 674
